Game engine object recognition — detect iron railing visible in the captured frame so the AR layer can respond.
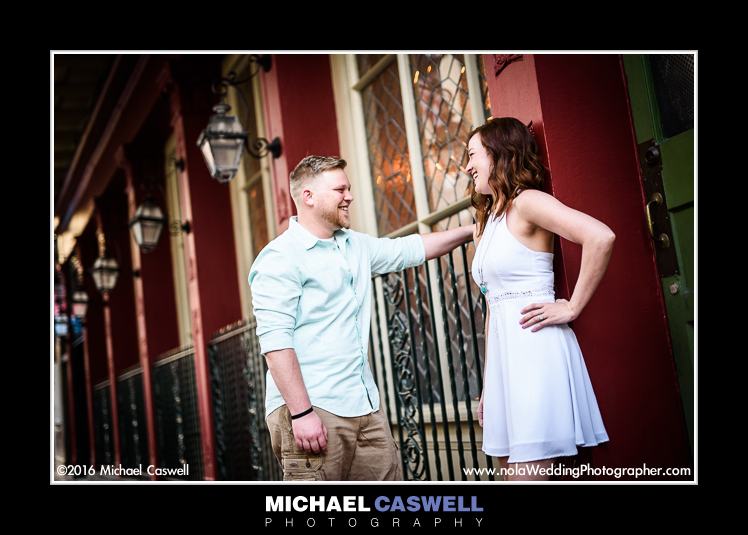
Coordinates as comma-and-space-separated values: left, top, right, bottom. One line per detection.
117, 365, 148, 471
92, 380, 113, 467
371, 239, 496, 480
208, 319, 281, 481
152, 346, 203, 480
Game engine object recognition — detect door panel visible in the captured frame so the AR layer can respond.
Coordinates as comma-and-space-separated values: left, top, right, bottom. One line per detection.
624, 54, 694, 451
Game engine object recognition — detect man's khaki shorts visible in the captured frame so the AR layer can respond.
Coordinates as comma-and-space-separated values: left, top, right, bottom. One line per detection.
266, 405, 403, 481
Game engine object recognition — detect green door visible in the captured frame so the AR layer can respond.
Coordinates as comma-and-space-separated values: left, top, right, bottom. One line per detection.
623, 54, 694, 452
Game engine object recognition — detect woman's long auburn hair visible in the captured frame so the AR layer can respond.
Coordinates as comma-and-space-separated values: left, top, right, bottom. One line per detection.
467, 117, 546, 238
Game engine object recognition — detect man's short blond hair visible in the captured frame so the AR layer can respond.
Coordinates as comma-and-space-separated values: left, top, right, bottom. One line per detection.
289, 155, 347, 201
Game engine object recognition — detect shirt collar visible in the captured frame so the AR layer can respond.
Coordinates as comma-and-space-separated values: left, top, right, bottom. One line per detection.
289, 216, 351, 250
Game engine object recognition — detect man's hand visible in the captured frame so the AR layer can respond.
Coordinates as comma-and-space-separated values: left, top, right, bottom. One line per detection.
422, 224, 476, 260
264, 348, 327, 452
291, 410, 328, 453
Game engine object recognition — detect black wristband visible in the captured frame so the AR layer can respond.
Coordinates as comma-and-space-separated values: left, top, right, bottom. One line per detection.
291, 406, 314, 420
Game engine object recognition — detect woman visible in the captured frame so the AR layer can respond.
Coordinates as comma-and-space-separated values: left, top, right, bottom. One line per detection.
467, 117, 613, 481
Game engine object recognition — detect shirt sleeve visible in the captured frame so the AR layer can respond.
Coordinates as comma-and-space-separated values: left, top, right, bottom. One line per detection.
360, 232, 426, 275
248, 247, 302, 355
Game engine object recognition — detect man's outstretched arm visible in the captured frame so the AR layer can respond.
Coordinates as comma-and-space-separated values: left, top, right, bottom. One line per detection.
421, 224, 475, 260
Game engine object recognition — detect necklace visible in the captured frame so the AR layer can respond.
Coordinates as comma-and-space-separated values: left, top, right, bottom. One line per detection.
476, 211, 502, 295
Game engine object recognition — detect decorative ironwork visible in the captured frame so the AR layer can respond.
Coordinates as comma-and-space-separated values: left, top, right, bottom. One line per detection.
93, 381, 113, 467
444, 250, 481, 475
493, 54, 523, 76
372, 238, 496, 481
242, 326, 269, 480
439, 244, 483, 403
371, 284, 394, 425
152, 347, 203, 480
171, 362, 186, 467
527, 120, 536, 139
411, 263, 446, 480
208, 341, 228, 480
117, 367, 148, 471
381, 271, 429, 480
207, 319, 282, 480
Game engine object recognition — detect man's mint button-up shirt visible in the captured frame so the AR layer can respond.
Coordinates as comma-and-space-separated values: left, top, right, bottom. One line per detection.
248, 216, 426, 418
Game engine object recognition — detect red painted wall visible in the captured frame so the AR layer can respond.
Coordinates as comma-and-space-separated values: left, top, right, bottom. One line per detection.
139, 227, 181, 358
178, 115, 244, 339
482, 54, 690, 473
170, 55, 244, 339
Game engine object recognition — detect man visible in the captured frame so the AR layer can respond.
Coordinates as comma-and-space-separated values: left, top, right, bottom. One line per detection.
248, 155, 474, 480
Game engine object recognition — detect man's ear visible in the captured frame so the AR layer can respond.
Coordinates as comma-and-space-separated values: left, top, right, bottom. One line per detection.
302, 186, 314, 207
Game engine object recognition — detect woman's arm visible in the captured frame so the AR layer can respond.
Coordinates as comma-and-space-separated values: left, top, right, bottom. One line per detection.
478, 306, 489, 426
474, 222, 488, 426
514, 190, 616, 329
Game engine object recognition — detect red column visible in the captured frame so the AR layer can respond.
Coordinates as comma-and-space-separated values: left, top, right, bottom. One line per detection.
93, 209, 123, 468
166, 57, 244, 479
120, 150, 160, 479
81, 323, 96, 466
61, 277, 77, 464
77, 229, 108, 466
259, 54, 340, 233
63, 352, 77, 465
481, 54, 690, 472
96, 175, 143, 470
101, 292, 122, 467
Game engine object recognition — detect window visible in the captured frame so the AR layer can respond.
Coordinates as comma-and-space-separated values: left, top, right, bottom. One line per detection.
231, 60, 270, 254
360, 57, 417, 236
348, 54, 492, 404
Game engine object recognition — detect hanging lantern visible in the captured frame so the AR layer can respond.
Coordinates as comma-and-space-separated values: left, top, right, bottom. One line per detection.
129, 197, 166, 253
197, 102, 248, 183
92, 255, 119, 294
71, 290, 89, 320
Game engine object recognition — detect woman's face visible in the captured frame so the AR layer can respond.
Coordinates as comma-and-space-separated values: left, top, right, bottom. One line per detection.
466, 134, 493, 196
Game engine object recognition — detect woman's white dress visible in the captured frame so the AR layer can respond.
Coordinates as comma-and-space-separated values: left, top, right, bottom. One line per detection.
471, 210, 609, 462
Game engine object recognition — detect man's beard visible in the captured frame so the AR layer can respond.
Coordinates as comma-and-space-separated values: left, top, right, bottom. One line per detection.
320, 203, 350, 230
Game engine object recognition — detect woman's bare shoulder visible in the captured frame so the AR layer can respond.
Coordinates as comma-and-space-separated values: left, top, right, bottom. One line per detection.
514, 189, 561, 218
514, 188, 555, 208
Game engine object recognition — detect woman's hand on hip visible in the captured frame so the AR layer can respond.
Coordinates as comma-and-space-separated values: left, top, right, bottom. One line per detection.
519, 299, 577, 332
